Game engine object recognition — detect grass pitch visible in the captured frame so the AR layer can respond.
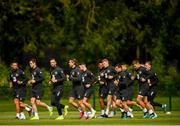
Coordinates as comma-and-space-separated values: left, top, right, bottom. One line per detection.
0, 111, 179, 125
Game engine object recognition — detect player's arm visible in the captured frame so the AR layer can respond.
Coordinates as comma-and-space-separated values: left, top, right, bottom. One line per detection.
56, 69, 66, 82
70, 70, 81, 82
35, 69, 44, 83
18, 70, 28, 85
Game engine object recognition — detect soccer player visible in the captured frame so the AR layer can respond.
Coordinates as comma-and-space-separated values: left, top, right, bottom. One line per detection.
79, 63, 96, 119
132, 60, 157, 119
145, 61, 167, 112
102, 59, 117, 117
28, 58, 53, 120
9, 61, 32, 120
68, 59, 86, 119
97, 61, 108, 117
121, 64, 141, 110
49, 58, 69, 120
115, 64, 133, 119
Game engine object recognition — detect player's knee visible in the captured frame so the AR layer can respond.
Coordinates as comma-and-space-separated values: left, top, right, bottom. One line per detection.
69, 99, 74, 104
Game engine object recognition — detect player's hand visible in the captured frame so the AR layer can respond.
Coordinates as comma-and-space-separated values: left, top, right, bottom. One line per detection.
131, 76, 135, 80
17, 80, 23, 85
66, 75, 70, 81
51, 78, 57, 83
141, 77, 146, 82
114, 80, 119, 86
99, 81, 104, 85
108, 75, 113, 79
85, 84, 91, 88
49, 80, 52, 85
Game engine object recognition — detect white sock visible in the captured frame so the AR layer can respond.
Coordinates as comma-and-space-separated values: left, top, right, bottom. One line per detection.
16, 113, 20, 118
20, 112, 26, 119
149, 109, 153, 114
101, 110, 105, 115
105, 108, 109, 115
90, 108, 95, 113
47, 106, 52, 111
34, 112, 39, 117
25, 106, 31, 111
120, 108, 125, 112
143, 108, 147, 113
127, 112, 131, 116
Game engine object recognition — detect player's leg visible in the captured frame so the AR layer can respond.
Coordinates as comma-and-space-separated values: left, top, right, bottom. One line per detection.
144, 96, 157, 119
30, 97, 39, 120
14, 98, 21, 119
83, 88, 96, 119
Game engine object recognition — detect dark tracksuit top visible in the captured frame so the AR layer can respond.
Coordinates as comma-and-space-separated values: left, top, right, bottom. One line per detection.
69, 66, 82, 87
30, 67, 44, 89
9, 69, 28, 100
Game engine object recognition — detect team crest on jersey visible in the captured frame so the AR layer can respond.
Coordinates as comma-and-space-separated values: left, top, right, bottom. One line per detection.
139, 71, 142, 74
55, 71, 58, 75
100, 73, 104, 76
107, 70, 110, 73
16, 74, 19, 77
33, 72, 36, 75
72, 72, 74, 75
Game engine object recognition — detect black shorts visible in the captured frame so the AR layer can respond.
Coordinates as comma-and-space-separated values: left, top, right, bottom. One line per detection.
70, 85, 84, 100
31, 86, 43, 100
138, 83, 149, 96
127, 85, 134, 100
99, 86, 108, 99
107, 83, 116, 95
13, 88, 26, 101
148, 85, 158, 100
120, 89, 129, 101
84, 86, 93, 98
51, 85, 64, 106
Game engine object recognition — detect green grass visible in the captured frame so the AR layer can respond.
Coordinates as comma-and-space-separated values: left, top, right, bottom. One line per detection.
0, 111, 179, 125
0, 98, 180, 125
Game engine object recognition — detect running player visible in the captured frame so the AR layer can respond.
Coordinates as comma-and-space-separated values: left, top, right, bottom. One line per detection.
79, 63, 96, 119
49, 58, 69, 120
68, 59, 86, 119
28, 58, 53, 120
9, 61, 32, 120
145, 61, 167, 113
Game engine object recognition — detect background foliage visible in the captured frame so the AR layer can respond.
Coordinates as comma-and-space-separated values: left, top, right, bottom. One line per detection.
0, 0, 180, 96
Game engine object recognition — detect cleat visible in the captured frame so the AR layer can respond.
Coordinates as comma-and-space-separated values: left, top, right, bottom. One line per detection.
102, 114, 108, 118
80, 115, 87, 120
143, 112, 149, 118
49, 107, 53, 116
108, 111, 115, 117
64, 105, 69, 116
149, 113, 157, 119
89, 111, 96, 119
28, 108, 32, 117
121, 112, 126, 118
80, 112, 84, 119
30, 116, 39, 120
55, 115, 64, 120
162, 104, 167, 113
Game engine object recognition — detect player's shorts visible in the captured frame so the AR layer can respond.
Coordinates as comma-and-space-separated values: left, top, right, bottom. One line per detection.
148, 85, 158, 100
138, 83, 149, 97
120, 89, 129, 101
13, 88, 26, 101
70, 85, 84, 100
31, 85, 43, 100
127, 85, 134, 100
84, 86, 93, 98
107, 83, 116, 95
99, 85, 108, 99
51, 85, 64, 105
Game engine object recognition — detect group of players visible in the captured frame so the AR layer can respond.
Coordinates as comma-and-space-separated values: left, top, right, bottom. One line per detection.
8, 58, 167, 120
